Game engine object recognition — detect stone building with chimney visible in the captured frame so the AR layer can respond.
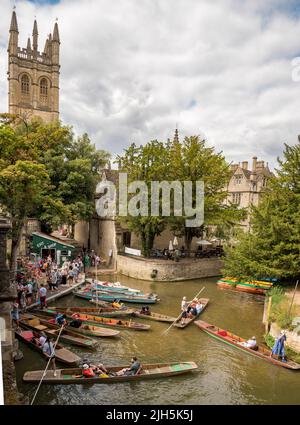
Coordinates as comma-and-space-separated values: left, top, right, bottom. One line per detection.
7, 11, 60, 123
224, 157, 273, 229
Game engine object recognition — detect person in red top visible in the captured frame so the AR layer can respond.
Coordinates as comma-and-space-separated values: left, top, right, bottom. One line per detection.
82, 364, 95, 378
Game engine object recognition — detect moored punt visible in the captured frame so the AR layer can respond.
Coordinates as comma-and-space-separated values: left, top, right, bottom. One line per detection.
38, 309, 150, 331
217, 281, 267, 296
23, 362, 198, 384
132, 311, 176, 323
45, 306, 134, 318
33, 313, 120, 338
74, 289, 159, 304
18, 315, 98, 349
194, 320, 300, 370
174, 298, 209, 329
85, 278, 141, 293
15, 328, 81, 366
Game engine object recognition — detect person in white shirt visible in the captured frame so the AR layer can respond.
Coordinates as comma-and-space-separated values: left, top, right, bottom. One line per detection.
39, 333, 47, 347
240, 336, 257, 349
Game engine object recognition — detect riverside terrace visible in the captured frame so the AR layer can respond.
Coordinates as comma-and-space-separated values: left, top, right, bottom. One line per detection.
116, 251, 223, 282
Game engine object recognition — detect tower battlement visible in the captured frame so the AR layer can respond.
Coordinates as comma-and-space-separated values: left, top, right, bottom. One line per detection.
7, 11, 60, 123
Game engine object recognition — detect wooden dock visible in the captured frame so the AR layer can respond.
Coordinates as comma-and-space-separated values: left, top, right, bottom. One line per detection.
26, 275, 86, 311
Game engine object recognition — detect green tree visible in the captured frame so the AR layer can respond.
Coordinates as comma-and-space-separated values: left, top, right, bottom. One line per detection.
0, 116, 110, 269
116, 141, 169, 257
222, 139, 300, 281
168, 135, 245, 252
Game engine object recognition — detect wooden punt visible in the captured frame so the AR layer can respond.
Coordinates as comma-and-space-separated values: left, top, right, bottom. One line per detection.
89, 286, 159, 299
85, 278, 141, 293
39, 309, 150, 331
33, 313, 120, 338
174, 298, 209, 329
132, 311, 176, 323
194, 320, 300, 370
18, 315, 98, 349
74, 290, 159, 304
221, 277, 274, 288
15, 328, 81, 366
23, 361, 198, 384
217, 281, 267, 296
46, 306, 134, 318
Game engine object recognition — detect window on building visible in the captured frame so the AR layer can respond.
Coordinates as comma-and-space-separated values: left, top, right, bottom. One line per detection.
235, 174, 242, 185
232, 193, 241, 204
40, 78, 48, 104
21, 74, 30, 98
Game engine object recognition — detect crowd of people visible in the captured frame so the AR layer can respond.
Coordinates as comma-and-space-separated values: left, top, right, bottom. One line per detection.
13, 255, 85, 315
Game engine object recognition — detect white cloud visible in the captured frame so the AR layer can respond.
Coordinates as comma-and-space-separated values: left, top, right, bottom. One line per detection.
1, 0, 300, 168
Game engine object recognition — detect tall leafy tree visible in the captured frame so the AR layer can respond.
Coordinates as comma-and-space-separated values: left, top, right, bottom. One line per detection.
0, 116, 110, 270
168, 135, 245, 252
116, 141, 169, 257
222, 139, 300, 281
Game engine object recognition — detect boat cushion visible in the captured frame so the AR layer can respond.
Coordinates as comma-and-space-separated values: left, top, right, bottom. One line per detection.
21, 331, 34, 341
28, 319, 40, 326
217, 330, 228, 337
35, 325, 48, 331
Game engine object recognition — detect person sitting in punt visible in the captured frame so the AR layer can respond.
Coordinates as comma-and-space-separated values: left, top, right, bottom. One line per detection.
90, 363, 109, 375
55, 313, 67, 327
186, 299, 198, 317
140, 306, 151, 316
112, 299, 121, 309
82, 363, 96, 378
116, 357, 142, 376
241, 336, 257, 350
69, 314, 83, 329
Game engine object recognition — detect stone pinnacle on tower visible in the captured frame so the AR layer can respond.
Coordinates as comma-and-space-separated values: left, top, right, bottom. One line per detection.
32, 19, 38, 51
52, 21, 60, 43
27, 37, 32, 51
10, 10, 18, 32
173, 127, 179, 143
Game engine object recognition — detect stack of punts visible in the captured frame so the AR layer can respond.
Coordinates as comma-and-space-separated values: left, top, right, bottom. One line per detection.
217, 277, 274, 295
18, 315, 98, 349
174, 298, 209, 329
45, 306, 134, 318
15, 328, 81, 365
38, 309, 151, 331
74, 289, 159, 304
23, 361, 198, 384
132, 310, 176, 323
85, 278, 141, 293
194, 320, 300, 370
34, 313, 120, 338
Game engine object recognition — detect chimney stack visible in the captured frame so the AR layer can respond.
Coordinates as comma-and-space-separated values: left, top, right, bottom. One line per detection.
252, 157, 257, 171
242, 161, 248, 170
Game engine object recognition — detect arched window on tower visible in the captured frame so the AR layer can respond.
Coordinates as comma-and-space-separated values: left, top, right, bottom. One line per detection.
40, 78, 48, 105
21, 74, 30, 101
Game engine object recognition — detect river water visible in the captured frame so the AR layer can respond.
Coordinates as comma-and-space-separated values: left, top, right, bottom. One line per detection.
15, 276, 300, 405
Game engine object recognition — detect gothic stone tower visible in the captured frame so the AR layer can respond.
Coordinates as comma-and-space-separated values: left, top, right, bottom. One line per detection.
7, 11, 60, 123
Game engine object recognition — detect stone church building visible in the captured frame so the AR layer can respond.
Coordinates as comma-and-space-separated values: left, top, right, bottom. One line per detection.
8, 10, 60, 123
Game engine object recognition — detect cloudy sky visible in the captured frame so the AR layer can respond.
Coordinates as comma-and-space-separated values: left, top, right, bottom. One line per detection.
1, 0, 300, 168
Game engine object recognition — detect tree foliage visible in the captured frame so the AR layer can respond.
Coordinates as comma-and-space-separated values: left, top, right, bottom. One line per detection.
116, 135, 244, 256
222, 140, 300, 282
0, 115, 110, 269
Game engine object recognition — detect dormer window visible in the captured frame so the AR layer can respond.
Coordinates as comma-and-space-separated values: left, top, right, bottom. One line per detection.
235, 174, 242, 185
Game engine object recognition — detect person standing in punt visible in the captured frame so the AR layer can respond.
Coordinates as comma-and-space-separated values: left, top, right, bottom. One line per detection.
271, 330, 287, 362
42, 337, 57, 376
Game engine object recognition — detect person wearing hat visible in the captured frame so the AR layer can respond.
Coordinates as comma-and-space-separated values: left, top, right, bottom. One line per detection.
271, 330, 287, 362
240, 336, 257, 349
82, 363, 96, 378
